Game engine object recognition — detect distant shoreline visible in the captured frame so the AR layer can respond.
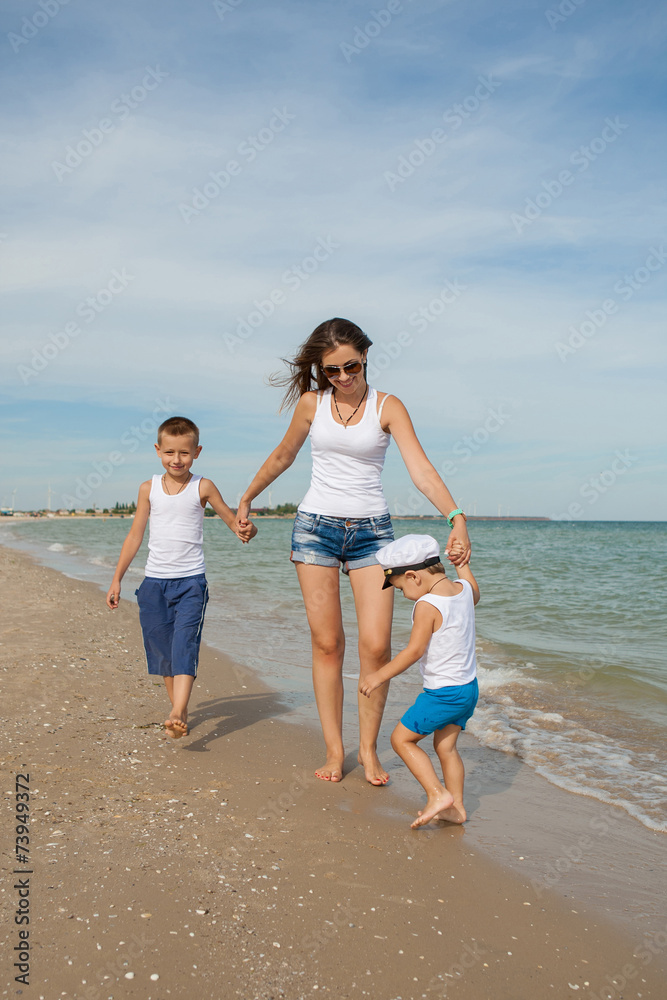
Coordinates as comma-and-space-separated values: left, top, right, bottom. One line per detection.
3, 513, 664, 523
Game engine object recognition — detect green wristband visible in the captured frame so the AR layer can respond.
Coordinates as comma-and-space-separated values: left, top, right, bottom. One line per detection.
446, 508, 465, 528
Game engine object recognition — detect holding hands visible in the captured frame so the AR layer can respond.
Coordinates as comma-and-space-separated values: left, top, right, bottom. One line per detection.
445, 520, 471, 566
236, 518, 257, 544
359, 671, 383, 699
235, 498, 256, 543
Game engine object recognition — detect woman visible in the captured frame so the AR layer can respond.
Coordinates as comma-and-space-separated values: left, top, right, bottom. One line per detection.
236, 318, 470, 785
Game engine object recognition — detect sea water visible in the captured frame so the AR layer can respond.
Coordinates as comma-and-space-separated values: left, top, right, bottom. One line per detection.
2, 516, 666, 833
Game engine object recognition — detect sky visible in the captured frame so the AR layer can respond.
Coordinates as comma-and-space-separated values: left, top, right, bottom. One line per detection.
1, 0, 665, 518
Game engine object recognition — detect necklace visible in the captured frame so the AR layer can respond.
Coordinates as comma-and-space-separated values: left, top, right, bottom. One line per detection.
333, 383, 368, 428
162, 472, 191, 496
426, 578, 446, 595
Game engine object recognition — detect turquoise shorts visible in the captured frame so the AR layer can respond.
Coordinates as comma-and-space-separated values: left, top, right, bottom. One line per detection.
401, 678, 478, 736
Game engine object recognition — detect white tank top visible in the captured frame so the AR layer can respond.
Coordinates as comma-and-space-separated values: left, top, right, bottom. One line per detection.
299, 387, 392, 517
144, 474, 206, 579
412, 579, 477, 689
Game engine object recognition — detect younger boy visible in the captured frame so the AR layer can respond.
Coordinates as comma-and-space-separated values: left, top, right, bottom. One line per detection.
106, 416, 256, 738
359, 534, 479, 828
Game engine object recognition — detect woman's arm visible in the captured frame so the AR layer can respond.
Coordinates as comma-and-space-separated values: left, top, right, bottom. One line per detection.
236, 392, 316, 526
382, 395, 471, 565
106, 482, 151, 608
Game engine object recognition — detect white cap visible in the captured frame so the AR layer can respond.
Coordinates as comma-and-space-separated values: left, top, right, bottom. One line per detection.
375, 534, 441, 589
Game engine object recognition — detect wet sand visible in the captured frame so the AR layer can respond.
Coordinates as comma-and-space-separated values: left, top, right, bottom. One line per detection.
1, 545, 665, 999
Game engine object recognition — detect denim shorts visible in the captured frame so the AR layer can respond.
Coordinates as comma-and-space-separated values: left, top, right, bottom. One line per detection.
135, 574, 209, 677
290, 510, 394, 573
401, 678, 478, 736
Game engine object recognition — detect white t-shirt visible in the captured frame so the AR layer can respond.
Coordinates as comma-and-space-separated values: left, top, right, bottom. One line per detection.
298, 387, 391, 517
144, 474, 205, 579
412, 579, 477, 688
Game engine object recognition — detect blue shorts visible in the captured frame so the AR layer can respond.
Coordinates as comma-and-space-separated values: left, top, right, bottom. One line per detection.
401, 678, 478, 736
135, 574, 209, 677
290, 511, 394, 573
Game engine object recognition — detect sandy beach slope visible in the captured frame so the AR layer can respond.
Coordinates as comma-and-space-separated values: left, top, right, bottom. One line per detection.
1, 546, 665, 999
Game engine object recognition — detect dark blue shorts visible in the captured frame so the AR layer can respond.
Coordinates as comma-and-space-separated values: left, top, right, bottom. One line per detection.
290, 511, 394, 573
135, 574, 209, 677
401, 678, 478, 736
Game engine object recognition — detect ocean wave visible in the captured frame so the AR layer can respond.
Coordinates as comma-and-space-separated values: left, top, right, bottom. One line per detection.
469, 694, 667, 834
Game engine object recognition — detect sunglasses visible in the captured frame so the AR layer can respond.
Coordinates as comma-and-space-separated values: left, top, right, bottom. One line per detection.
320, 361, 364, 379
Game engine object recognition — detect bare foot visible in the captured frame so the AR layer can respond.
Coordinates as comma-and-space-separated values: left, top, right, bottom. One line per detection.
357, 749, 389, 786
433, 801, 467, 825
411, 790, 455, 828
164, 714, 188, 739
315, 755, 344, 782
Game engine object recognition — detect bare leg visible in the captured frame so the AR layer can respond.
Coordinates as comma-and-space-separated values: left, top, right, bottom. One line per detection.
391, 722, 454, 827
349, 563, 394, 785
432, 724, 467, 823
163, 676, 175, 706
164, 674, 194, 739
295, 563, 346, 781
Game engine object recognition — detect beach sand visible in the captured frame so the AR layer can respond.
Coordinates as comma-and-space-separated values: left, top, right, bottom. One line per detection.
1, 546, 665, 999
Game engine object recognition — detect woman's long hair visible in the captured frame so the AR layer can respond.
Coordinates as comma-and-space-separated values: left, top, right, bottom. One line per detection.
270, 318, 373, 411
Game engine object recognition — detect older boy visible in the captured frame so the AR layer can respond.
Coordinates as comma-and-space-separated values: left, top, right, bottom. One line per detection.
106, 416, 255, 738
359, 534, 479, 827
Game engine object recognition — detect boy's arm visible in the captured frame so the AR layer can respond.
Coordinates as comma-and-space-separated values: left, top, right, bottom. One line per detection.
106, 482, 151, 609
200, 479, 257, 543
456, 562, 480, 605
359, 603, 437, 697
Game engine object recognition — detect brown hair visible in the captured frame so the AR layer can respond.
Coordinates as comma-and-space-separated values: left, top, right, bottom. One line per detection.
425, 562, 446, 576
270, 318, 373, 411
157, 416, 200, 445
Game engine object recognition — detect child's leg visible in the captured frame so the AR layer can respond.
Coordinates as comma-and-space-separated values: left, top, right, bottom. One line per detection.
163, 676, 174, 705
164, 576, 208, 739
391, 722, 454, 828
164, 675, 195, 738
433, 724, 467, 824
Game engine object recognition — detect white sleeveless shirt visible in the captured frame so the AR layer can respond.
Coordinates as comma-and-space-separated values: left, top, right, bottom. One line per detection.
144, 474, 206, 579
299, 387, 392, 517
412, 579, 477, 689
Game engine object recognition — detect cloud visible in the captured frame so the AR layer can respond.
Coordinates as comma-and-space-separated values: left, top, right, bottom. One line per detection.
1, 0, 665, 516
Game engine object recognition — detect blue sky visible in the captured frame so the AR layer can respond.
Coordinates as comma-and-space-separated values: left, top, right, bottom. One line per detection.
1, 0, 665, 517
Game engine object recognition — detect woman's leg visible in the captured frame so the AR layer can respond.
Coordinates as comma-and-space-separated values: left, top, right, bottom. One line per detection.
349, 563, 394, 785
295, 563, 346, 781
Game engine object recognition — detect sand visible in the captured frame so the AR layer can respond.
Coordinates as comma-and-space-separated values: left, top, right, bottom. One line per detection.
1, 545, 665, 1000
